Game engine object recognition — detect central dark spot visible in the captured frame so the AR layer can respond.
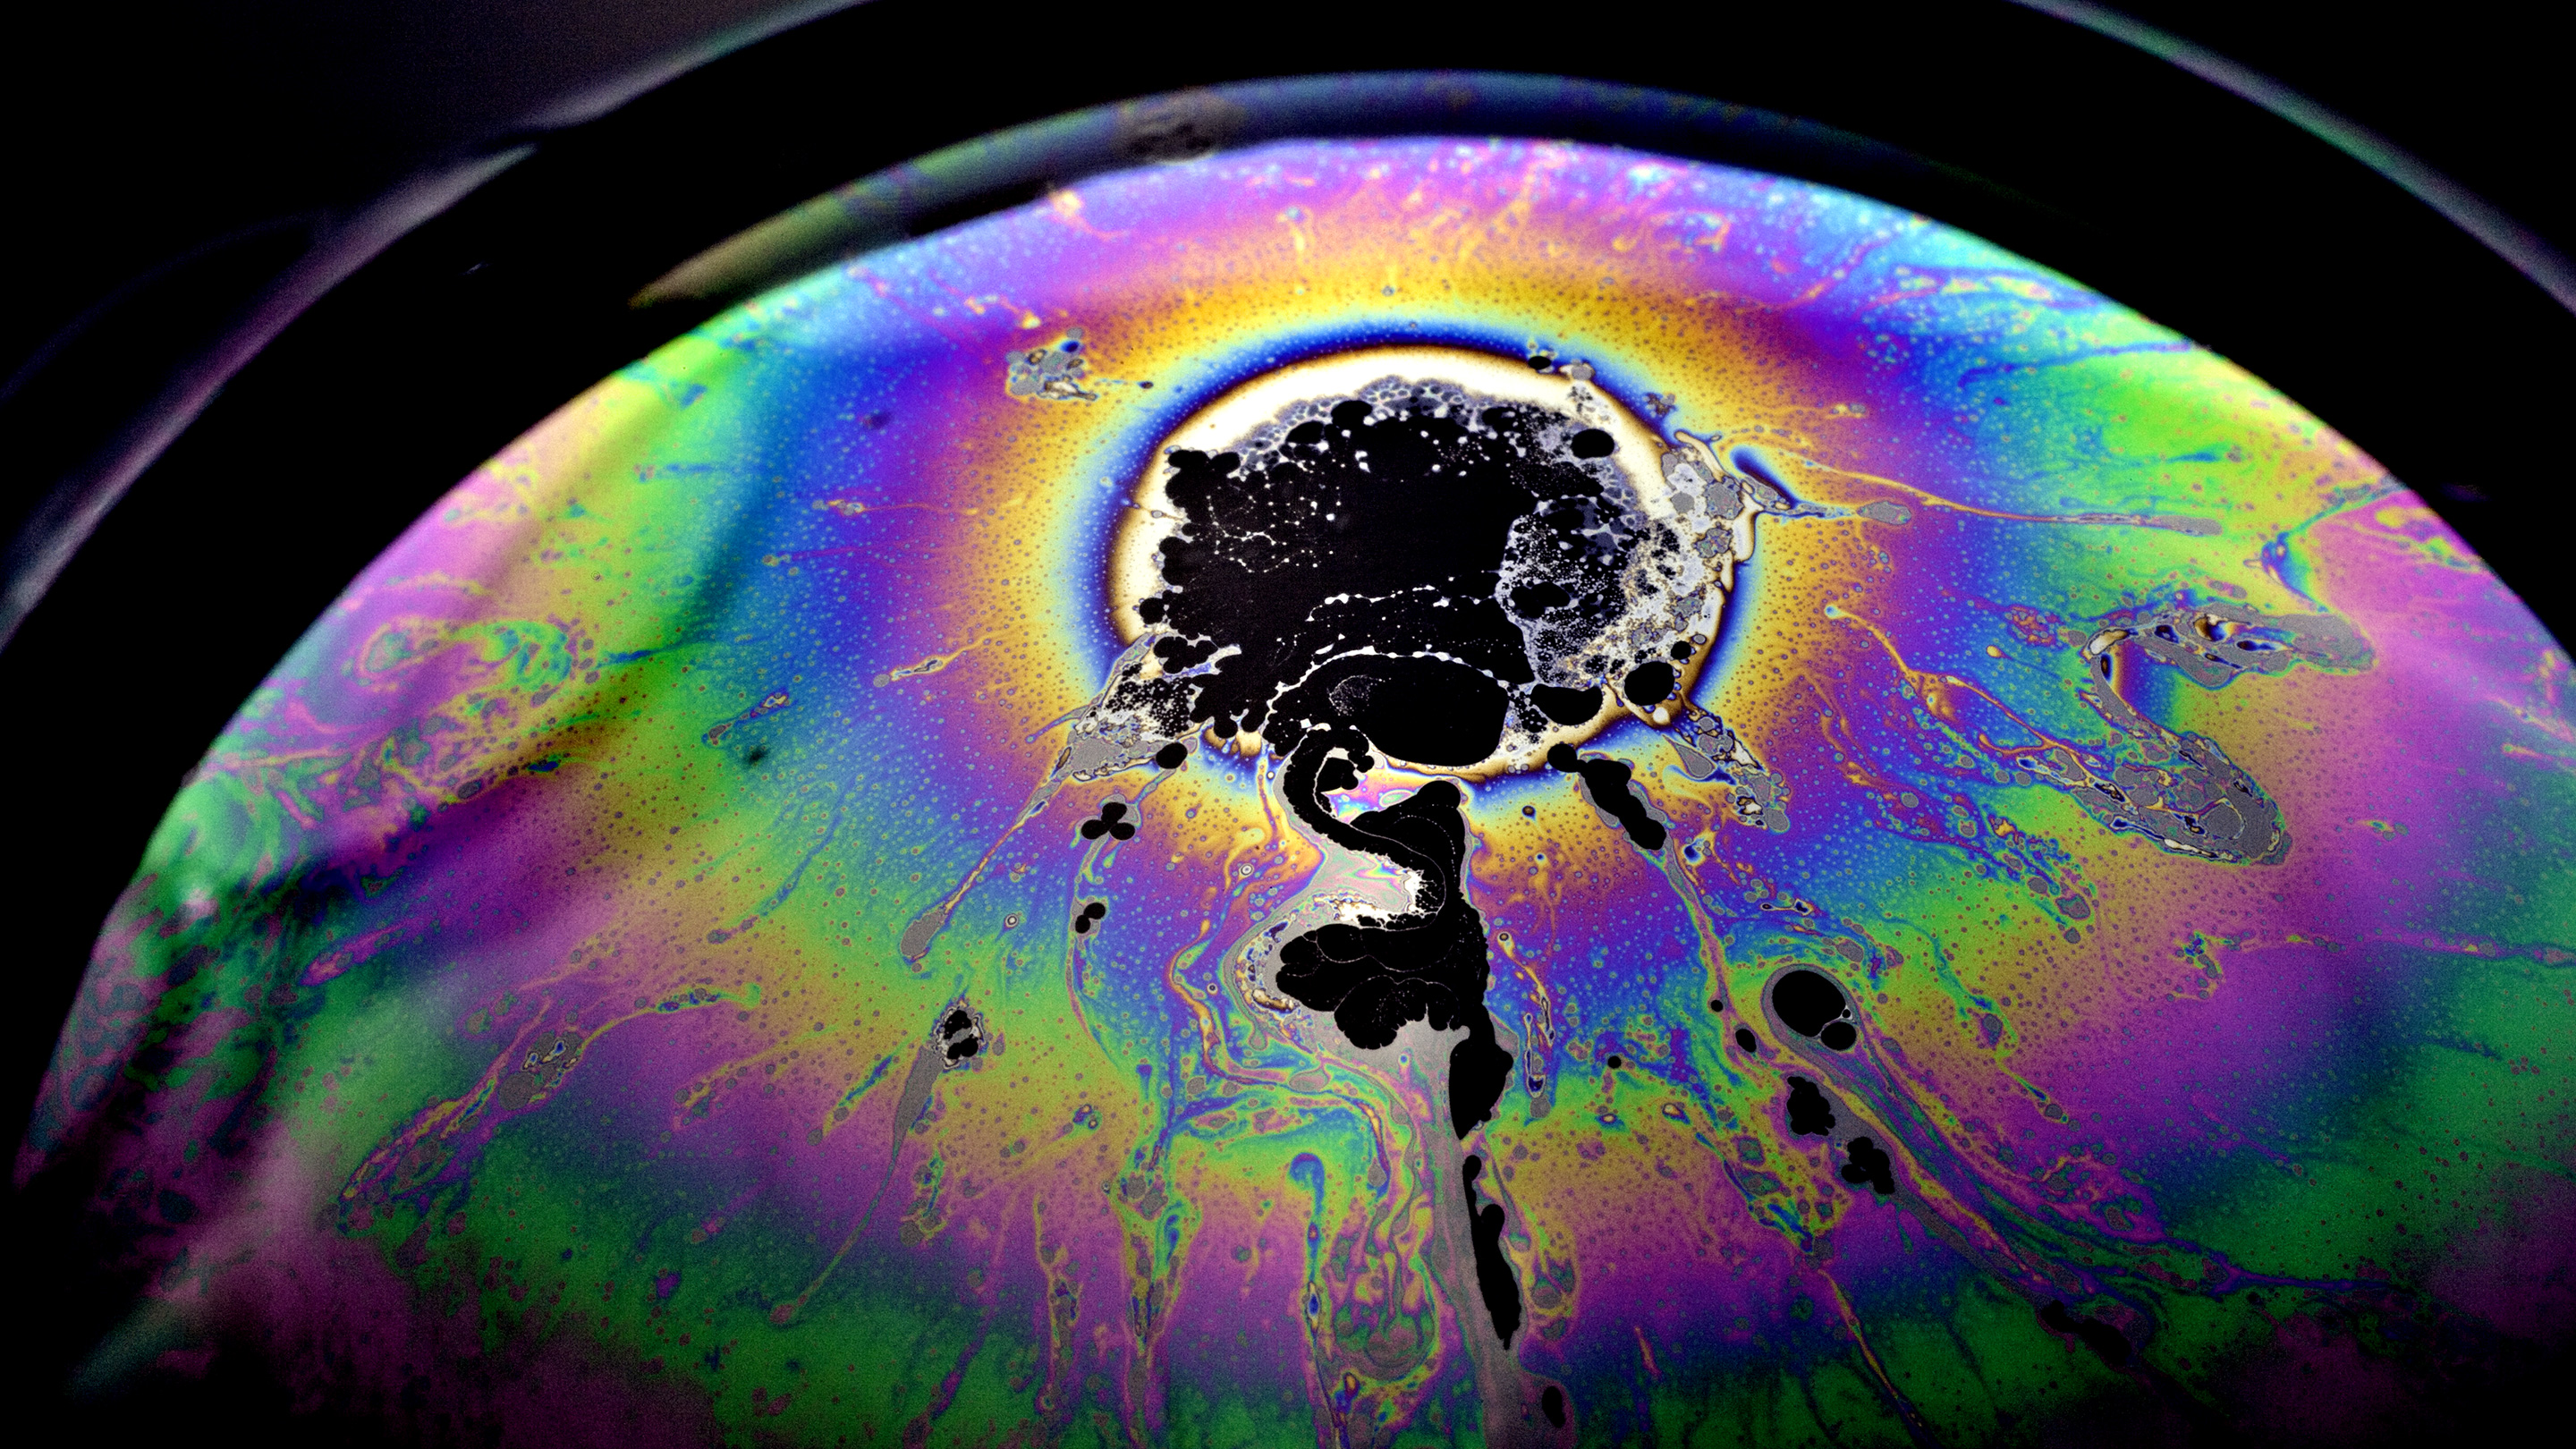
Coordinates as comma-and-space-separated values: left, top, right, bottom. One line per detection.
1136, 390, 1655, 755
1540, 1385, 1566, 1428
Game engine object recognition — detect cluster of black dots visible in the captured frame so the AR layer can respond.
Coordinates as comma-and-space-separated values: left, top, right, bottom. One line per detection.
1079, 801, 1136, 842
1072, 900, 1109, 935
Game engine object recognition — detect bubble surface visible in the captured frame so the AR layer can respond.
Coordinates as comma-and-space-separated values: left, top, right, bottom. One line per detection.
24, 133, 2575, 1446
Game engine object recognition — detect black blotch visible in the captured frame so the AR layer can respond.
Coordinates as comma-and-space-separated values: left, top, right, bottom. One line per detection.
1072, 902, 1105, 934
1079, 801, 1137, 842
1708, 997, 1724, 1012
2040, 1301, 2134, 1367
1273, 726, 1513, 1139
1772, 969, 1851, 1038
1072, 915, 1091, 935
1621, 660, 1675, 708
1841, 1136, 1895, 1196
1136, 597, 1166, 624
1530, 682, 1602, 725
1819, 1021, 1859, 1051
1605, 1055, 1623, 1070
1669, 640, 1694, 660
1144, 394, 1639, 750
1461, 1156, 1522, 1345
1734, 1027, 1758, 1051
1527, 352, 1555, 371
743, 745, 769, 766
1540, 1385, 1565, 1428
1521, 805, 1536, 818
1545, 743, 1666, 851
1569, 428, 1615, 459
939, 1007, 984, 1063
1154, 742, 1188, 769
1784, 1076, 1836, 1136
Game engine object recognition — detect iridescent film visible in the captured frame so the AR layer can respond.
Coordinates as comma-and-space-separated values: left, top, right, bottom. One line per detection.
27, 130, 2573, 1445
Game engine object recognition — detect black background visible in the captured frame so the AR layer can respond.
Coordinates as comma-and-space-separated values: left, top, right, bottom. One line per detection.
4, 1, 2568, 1433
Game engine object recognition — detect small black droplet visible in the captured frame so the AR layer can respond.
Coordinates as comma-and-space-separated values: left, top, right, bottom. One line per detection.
1101, 801, 1129, 823
1079, 820, 1107, 840
1819, 1021, 1859, 1051
1708, 998, 1724, 1013
1569, 428, 1616, 459
1109, 821, 1135, 840
1541, 1385, 1566, 1428
1072, 916, 1091, 935
1605, 1055, 1623, 1070
1734, 1028, 1758, 1051
1669, 640, 1693, 660
1083, 901, 1107, 920
1521, 804, 1536, 818
1528, 352, 1555, 371
1139, 380, 1154, 389
1155, 742, 1188, 768
744, 745, 769, 765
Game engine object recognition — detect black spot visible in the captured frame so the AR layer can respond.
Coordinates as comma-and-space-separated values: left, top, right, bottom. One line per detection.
1273, 726, 1513, 1139
1530, 683, 1602, 725
1083, 901, 1106, 920
1527, 352, 1555, 371
1819, 1021, 1859, 1051
1072, 916, 1091, 935
1708, 998, 1724, 1012
1621, 660, 1675, 708
2040, 1302, 2134, 1367
1772, 969, 1851, 1038
1568, 428, 1616, 459
1545, 744, 1666, 851
1605, 1055, 1623, 1070
1669, 640, 1693, 660
1840, 1137, 1895, 1196
157, 1189, 199, 1224
1784, 1076, 1836, 1136
1540, 1385, 1566, 1428
1521, 805, 1536, 818
941, 1010, 973, 1035
1139, 380, 1154, 389
1154, 742, 1189, 769
1461, 1157, 1523, 1345
1734, 1027, 1758, 1051
744, 745, 769, 766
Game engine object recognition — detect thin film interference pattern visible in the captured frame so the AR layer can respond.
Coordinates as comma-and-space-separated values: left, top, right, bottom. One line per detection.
24, 136, 2573, 1446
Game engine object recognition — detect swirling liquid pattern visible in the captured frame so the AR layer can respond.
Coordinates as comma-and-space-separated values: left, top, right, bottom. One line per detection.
24, 136, 2574, 1446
